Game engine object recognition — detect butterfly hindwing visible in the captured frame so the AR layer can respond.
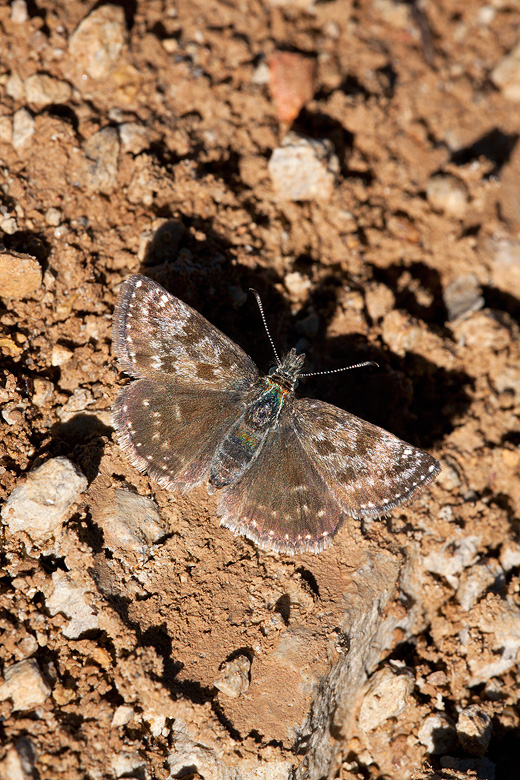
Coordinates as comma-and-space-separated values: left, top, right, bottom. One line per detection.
114, 379, 247, 491
216, 404, 345, 553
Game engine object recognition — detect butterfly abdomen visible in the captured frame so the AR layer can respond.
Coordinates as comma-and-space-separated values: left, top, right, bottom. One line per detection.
209, 380, 288, 488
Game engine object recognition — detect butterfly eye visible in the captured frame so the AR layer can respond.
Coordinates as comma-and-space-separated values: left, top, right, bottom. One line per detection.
268, 366, 277, 376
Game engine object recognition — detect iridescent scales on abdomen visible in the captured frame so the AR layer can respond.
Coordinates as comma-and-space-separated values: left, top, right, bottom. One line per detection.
209, 351, 304, 488
112, 275, 441, 554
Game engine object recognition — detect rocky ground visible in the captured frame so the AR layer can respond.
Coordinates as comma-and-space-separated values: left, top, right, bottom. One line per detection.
1, 1, 520, 779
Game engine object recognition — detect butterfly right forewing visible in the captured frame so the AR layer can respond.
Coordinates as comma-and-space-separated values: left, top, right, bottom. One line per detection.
293, 397, 440, 519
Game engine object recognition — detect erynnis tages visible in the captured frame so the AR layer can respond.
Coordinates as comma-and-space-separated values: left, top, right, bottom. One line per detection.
112, 275, 440, 554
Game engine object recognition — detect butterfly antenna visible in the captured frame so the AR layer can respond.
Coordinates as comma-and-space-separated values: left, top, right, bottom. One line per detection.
249, 289, 281, 365
300, 360, 379, 378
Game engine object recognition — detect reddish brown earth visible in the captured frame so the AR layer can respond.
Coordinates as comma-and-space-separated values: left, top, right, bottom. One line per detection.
1, 2, 520, 779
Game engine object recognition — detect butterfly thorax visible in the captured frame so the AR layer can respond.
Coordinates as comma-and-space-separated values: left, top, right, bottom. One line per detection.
267, 348, 306, 391
208, 350, 305, 489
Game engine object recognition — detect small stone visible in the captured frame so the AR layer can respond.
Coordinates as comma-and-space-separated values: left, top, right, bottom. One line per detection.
0, 116, 13, 144
444, 274, 484, 321
112, 705, 134, 727
12, 108, 34, 151
24, 74, 72, 108
417, 713, 457, 755
1, 456, 88, 544
16, 634, 39, 659
487, 236, 520, 299
358, 664, 415, 732
69, 4, 126, 80
435, 462, 461, 492
56, 388, 94, 421
111, 752, 146, 778
142, 711, 167, 738
456, 706, 492, 756
0, 659, 51, 711
167, 730, 295, 780
426, 173, 468, 219
456, 559, 504, 611
268, 133, 339, 201
0, 252, 41, 298
118, 122, 150, 154
162, 38, 178, 54
422, 535, 480, 589
365, 283, 396, 321
373, 0, 409, 27
83, 126, 120, 193
46, 571, 99, 638
2, 407, 23, 425
0, 745, 25, 780
502, 449, 520, 469
45, 207, 62, 227
500, 542, 520, 571
0, 216, 18, 234
95, 488, 169, 559
284, 271, 312, 298
268, 51, 316, 124
0, 738, 36, 780
491, 40, 520, 101
51, 344, 73, 366
252, 60, 270, 85
322, 20, 340, 39
468, 601, 520, 685
11, 0, 28, 24
214, 655, 251, 698
6, 73, 24, 101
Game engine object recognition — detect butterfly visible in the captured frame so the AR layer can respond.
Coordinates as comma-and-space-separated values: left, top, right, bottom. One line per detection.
112, 274, 440, 554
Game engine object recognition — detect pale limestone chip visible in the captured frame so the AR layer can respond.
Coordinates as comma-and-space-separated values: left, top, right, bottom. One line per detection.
46, 571, 99, 639
0, 659, 51, 711
491, 41, 520, 101
24, 74, 72, 108
358, 664, 415, 732
12, 108, 34, 151
1, 457, 87, 543
456, 706, 492, 756
69, 5, 126, 80
268, 133, 339, 201
214, 655, 251, 698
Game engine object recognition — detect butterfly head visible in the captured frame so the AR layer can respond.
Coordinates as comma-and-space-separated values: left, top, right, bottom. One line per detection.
268, 348, 306, 391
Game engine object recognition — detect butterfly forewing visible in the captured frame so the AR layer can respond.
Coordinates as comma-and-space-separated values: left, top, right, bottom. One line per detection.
216, 404, 344, 554
293, 398, 440, 519
114, 379, 247, 491
113, 274, 258, 389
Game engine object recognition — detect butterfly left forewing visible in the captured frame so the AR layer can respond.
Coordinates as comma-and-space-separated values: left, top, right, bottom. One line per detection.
113, 274, 258, 389
292, 397, 440, 519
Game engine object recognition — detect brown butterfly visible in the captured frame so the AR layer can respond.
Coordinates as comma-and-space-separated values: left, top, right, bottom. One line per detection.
112, 275, 440, 553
